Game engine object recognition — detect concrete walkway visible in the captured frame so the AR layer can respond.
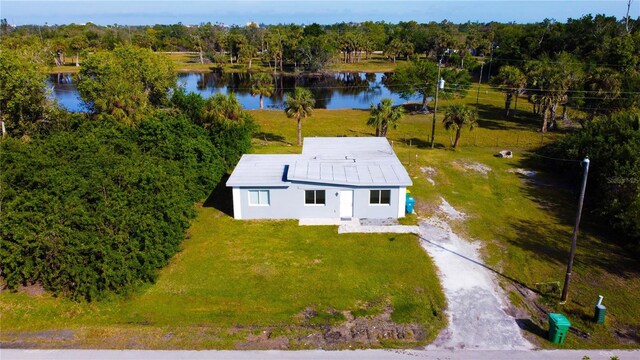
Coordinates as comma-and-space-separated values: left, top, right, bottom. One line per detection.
338, 223, 419, 234
3, 349, 639, 360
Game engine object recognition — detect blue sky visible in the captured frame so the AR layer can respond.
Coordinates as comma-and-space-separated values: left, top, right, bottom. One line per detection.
2, 1, 637, 26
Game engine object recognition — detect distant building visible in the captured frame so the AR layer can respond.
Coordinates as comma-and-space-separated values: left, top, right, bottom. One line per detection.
226, 137, 412, 220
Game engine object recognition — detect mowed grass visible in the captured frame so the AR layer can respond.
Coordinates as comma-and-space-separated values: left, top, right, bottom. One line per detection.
0, 205, 445, 348
2, 85, 638, 349
247, 93, 639, 349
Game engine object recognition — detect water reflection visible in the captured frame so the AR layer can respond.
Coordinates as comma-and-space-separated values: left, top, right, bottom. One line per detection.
49, 72, 419, 112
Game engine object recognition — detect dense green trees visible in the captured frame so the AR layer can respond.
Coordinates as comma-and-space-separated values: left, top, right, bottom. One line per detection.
390, 59, 439, 111
0, 116, 225, 300
0, 49, 60, 137
546, 111, 640, 248
1, 44, 257, 300
76, 46, 176, 124
390, 59, 471, 112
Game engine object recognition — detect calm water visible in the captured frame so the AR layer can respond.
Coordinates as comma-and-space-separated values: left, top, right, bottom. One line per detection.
49, 72, 420, 112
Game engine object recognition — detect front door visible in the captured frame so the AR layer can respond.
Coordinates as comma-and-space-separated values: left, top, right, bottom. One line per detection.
339, 190, 353, 218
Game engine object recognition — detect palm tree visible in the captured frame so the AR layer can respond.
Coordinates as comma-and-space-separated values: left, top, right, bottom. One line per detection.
284, 88, 315, 146
491, 65, 526, 118
367, 99, 405, 137
250, 73, 274, 110
443, 104, 478, 148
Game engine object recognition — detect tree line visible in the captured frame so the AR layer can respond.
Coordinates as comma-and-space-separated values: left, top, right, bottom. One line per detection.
1, 16, 638, 73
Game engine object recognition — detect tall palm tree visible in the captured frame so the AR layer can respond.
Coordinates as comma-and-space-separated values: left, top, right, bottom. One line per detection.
443, 104, 478, 148
367, 98, 405, 137
284, 88, 315, 146
250, 73, 274, 110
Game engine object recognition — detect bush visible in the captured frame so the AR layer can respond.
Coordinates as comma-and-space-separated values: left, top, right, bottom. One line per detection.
545, 110, 640, 248
172, 92, 257, 171
0, 115, 224, 300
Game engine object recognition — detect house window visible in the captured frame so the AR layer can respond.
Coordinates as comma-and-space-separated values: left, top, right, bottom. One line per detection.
370, 190, 391, 205
305, 190, 326, 205
248, 190, 270, 206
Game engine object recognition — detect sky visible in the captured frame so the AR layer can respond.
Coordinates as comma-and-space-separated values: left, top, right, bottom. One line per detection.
1, 0, 637, 26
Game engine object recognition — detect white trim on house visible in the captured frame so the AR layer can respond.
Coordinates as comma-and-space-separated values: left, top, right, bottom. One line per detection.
248, 189, 270, 206
232, 187, 242, 219
398, 187, 406, 218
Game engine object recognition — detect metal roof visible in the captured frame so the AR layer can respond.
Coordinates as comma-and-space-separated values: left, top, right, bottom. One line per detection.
226, 154, 300, 187
226, 137, 412, 187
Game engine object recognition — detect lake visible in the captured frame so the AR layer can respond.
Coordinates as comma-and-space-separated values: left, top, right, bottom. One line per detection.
49, 72, 421, 112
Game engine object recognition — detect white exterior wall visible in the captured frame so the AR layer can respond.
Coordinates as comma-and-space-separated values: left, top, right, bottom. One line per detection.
233, 184, 406, 220
232, 187, 242, 219
398, 187, 407, 218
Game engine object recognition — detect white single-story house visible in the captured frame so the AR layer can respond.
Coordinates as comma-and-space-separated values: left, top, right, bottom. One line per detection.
226, 137, 412, 220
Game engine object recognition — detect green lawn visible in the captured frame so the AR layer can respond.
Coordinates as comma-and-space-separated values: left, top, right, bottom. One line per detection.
0, 205, 445, 349
246, 95, 639, 349
2, 84, 638, 349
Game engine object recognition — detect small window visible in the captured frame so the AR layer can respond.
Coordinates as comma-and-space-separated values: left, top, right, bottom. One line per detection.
305, 190, 326, 205
370, 190, 391, 205
248, 190, 270, 206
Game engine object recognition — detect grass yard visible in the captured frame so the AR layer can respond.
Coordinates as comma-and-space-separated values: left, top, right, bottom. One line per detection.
2, 84, 638, 349
0, 204, 445, 349
245, 92, 639, 349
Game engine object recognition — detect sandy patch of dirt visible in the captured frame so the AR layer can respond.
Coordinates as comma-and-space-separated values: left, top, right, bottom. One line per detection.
17, 282, 46, 296
508, 168, 537, 178
234, 305, 426, 349
420, 166, 437, 186
453, 160, 492, 176
438, 197, 466, 220
418, 198, 532, 350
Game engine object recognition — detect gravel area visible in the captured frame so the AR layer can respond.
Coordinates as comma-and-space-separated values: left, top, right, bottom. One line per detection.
418, 199, 532, 350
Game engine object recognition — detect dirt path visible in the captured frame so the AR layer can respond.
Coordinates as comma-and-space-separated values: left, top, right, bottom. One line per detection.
418, 198, 533, 350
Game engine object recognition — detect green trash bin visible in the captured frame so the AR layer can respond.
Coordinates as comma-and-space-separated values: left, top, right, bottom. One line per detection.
548, 313, 571, 344
594, 304, 606, 324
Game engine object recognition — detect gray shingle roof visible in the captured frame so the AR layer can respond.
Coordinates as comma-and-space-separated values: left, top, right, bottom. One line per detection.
226, 137, 412, 187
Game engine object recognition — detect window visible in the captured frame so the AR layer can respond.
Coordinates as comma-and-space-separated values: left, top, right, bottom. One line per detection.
370, 190, 391, 205
248, 190, 270, 206
305, 190, 326, 205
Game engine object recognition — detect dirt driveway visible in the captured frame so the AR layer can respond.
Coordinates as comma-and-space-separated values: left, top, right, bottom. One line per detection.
418, 198, 533, 350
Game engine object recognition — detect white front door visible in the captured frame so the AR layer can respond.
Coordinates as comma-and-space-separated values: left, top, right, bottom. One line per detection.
339, 190, 353, 218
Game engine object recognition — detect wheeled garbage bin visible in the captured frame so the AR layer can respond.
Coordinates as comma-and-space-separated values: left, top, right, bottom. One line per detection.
548, 313, 571, 344
406, 197, 415, 214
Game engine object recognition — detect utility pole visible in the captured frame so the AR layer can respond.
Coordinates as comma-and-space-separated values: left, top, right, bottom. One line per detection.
560, 157, 590, 304
487, 42, 495, 83
430, 59, 444, 148
625, 0, 633, 34
476, 62, 484, 107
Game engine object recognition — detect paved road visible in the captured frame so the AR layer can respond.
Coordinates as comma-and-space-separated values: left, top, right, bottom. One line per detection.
3, 349, 639, 360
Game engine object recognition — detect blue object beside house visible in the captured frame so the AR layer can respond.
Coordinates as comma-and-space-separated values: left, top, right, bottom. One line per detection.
226, 137, 413, 220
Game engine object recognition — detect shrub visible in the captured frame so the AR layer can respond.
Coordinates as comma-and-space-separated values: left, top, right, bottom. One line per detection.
0, 115, 224, 300
545, 110, 640, 248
